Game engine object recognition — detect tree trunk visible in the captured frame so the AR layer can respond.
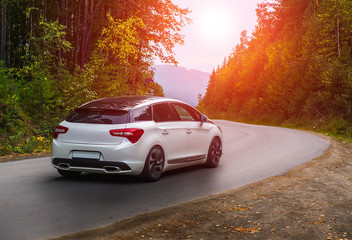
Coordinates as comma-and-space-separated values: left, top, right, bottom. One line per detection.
85, 0, 103, 62
58, 0, 67, 61
336, 17, 340, 56
58, 0, 67, 26
74, 0, 81, 67
6, 0, 9, 65
336, 2, 341, 56
0, 0, 6, 65
80, 0, 88, 67
42, 0, 47, 20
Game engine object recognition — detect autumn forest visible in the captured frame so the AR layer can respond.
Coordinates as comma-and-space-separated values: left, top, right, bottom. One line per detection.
1, 0, 351, 156
199, 0, 352, 139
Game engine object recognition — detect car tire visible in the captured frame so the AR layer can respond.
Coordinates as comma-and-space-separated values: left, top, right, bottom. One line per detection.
140, 146, 165, 182
205, 138, 222, 168
57, 169, 81, 177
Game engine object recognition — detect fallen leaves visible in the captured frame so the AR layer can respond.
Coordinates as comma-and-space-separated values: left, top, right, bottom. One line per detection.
233, 226, 261, 233
230, 205, 249, 211
314, 220, 326, 225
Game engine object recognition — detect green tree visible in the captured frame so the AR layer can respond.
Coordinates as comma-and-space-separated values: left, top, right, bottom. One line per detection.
0, 0, 191, 155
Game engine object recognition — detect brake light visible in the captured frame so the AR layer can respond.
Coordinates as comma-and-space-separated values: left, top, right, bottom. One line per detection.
109, 128, 144, 143
53, 125, 68, 139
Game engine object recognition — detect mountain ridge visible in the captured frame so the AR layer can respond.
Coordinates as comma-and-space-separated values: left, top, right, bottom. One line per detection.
154, 65, 209, 106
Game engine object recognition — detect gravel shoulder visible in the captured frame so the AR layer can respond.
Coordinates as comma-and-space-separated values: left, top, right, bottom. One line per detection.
49, 133, 351, 240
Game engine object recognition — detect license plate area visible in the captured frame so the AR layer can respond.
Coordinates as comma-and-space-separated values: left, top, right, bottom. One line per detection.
72, 151, 101, 160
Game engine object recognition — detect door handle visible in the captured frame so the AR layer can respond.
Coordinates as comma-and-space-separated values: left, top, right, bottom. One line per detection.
162, 130, 169, 135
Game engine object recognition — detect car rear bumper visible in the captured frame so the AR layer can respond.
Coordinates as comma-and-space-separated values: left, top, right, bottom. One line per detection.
52, 158, 132, 174
51, 138, 152, 175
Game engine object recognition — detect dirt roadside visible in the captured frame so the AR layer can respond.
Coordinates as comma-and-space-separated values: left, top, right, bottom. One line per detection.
47, 133, 351, 240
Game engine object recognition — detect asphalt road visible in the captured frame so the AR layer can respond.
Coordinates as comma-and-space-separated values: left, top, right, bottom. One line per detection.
0, 120, 330, 240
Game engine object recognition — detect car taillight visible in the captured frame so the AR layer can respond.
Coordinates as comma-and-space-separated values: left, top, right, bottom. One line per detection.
53, 125, 69, 139
109, 128, 144, 143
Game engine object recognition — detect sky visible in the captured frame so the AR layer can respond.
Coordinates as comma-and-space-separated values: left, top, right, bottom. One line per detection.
155, 0, 264, 73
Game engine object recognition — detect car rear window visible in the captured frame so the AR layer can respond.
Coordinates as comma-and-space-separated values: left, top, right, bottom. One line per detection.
129, 106, 152, 122
66, 108, 129, 124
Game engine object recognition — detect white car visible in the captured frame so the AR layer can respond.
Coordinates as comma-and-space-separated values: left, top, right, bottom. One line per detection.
51, 96, 223, 181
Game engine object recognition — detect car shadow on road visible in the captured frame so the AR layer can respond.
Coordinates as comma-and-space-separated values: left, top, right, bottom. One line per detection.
50, 173, 141, 185
49, 164, 214, 185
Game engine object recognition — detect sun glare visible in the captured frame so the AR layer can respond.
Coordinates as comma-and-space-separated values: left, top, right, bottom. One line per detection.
198, 7, 234, 43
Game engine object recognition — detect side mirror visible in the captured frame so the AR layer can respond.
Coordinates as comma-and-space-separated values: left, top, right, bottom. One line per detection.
200, 115, 208, 125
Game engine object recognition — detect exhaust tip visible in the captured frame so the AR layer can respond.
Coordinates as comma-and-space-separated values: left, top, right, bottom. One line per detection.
103, 166, 121, 173
58, 163, 70, 170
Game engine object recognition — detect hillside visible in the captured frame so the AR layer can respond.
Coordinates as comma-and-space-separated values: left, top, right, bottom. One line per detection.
154, 65, 209, 106
198, 0, 352, 137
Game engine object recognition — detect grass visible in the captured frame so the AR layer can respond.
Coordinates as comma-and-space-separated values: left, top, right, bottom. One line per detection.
0, 116, 53, 157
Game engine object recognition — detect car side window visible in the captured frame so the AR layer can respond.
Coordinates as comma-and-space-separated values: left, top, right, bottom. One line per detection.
129, 106, 152, 122
153, 103, 180, 122
171, 103, 201, 121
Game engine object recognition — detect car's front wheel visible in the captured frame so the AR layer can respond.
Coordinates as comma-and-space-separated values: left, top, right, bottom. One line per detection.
140, 146, 165, 181
205, 138, 222, 168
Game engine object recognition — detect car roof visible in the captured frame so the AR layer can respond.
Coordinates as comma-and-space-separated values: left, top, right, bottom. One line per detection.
78, 95, 182, 111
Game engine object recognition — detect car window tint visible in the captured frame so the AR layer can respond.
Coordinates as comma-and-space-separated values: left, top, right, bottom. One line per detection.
129, 106, 152, 122
171, 103, 201, 121
153, 103, 180, 122
66, 109, 128, 124
172, 104, 194, 121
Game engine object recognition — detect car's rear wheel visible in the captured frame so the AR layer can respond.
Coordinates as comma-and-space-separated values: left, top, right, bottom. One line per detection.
57, 169, 81, 177
205, 138, 222, 168
140, 146, 165, 181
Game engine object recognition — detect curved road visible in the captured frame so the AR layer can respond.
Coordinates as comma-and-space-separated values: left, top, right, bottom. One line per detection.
0, 120, 329, 240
